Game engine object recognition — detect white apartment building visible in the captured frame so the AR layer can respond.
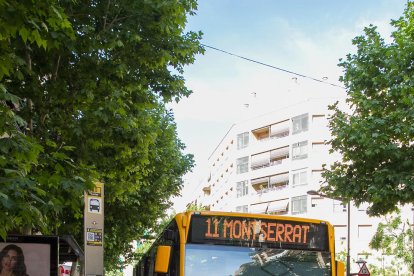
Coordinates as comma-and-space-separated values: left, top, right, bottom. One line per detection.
188, 98, 413, 274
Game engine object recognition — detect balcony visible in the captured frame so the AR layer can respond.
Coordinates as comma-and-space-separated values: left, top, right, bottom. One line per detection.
252, 120, 290, 143
251, 146, 289, 171
251, 172, 289, 196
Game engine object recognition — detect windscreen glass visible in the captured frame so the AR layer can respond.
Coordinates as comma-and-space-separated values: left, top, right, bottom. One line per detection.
185, 243, 332, 276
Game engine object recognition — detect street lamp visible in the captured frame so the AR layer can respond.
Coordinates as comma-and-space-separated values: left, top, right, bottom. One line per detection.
307, 190, 351, 276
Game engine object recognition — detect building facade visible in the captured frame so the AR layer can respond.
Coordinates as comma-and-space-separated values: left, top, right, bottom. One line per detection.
188, 98, 413, 274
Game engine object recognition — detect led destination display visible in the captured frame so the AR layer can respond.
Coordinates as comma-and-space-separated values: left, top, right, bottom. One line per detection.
189, 214, 329, 251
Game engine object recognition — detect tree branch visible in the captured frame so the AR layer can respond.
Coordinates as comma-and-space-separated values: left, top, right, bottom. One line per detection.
26, 45, 33, 133
53, 55, 61, 80
103, 0, 111, 30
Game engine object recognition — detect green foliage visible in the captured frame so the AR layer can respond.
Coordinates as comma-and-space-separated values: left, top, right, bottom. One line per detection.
356, 255, 400, 276
156, 212, 176, 235
368, 264, 408, 276
0, 0, 202, 270
135, 238, 155, 266
0, 0, 74, 80
321, 1, 414, 216
335, 244, 347, 264
369, 213, 413, 274
0, 0, 82, 239
105, 270, 123, 276
186, 203, 206, 211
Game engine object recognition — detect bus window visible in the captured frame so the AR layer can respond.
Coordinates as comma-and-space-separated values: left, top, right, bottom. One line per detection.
185, 244, 331, 275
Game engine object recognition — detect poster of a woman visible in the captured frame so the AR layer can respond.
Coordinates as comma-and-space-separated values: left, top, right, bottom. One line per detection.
0, 243, 50, 276
0, 244, 28, 276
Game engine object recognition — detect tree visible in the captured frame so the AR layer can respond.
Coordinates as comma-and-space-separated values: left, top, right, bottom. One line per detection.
321, 1, 414, 216
0, 0, 79, 238
0, 0, 202, 270
369, 214, 412, 275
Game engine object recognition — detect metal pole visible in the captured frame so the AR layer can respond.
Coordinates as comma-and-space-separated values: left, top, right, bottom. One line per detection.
412, 207, 414, 275
347, 202, 351, 276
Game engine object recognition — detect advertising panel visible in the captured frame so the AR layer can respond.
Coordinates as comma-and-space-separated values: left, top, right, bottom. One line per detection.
0, 235, 58, 276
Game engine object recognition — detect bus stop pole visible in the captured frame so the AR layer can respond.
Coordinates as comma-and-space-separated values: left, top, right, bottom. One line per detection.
84, 181, 104, 276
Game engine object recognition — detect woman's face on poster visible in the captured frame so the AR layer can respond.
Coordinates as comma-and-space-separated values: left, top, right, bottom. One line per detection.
2, 249, 18, 271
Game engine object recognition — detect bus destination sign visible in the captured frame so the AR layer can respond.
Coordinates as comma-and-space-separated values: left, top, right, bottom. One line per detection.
189, 214, 329, 251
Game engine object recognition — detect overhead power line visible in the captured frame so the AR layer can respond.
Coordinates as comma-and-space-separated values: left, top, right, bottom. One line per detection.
201, 43, 345, 89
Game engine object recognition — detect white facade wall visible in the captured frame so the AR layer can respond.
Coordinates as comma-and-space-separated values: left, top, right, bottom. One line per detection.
189, 98, 414, 274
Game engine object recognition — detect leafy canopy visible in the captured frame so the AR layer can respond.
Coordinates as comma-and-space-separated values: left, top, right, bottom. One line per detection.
322, 1, 414, 216
0, 0, 78, 239
0, 0, 202, 270
369, 213, 413, 275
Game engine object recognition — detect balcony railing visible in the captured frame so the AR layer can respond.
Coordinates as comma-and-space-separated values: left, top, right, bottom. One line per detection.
251, 156, 288, 171
251, 163, 270, 171
271, 131, 289, 139
256, 131, 290, 143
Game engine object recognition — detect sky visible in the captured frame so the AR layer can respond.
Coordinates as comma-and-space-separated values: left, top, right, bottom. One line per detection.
170, 0, 408, 212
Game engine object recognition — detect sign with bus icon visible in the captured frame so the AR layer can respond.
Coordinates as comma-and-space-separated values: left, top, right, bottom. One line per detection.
88, 198, 101, 214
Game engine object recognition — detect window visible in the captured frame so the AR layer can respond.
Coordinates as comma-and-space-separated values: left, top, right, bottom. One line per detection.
292, 113, 309, 134
292, 141, 308, 160
236, 180, 249, 198
292, 169, 307, 187
237, 132, 249, 149
236, 156, 249, 174
291, 195, 307, 214
236, 205, 248, 213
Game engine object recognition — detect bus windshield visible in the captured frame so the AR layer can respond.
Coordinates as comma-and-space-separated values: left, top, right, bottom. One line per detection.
185, 244, 332, 276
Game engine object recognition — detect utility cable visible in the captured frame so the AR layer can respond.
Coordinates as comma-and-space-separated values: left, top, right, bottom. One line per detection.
201, 43, 345, 89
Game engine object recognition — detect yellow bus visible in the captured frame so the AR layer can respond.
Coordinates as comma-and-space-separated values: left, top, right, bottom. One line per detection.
134, 211, 345, 275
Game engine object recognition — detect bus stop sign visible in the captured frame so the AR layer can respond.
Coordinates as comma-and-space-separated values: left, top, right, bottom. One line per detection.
358, 263, 370, 276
